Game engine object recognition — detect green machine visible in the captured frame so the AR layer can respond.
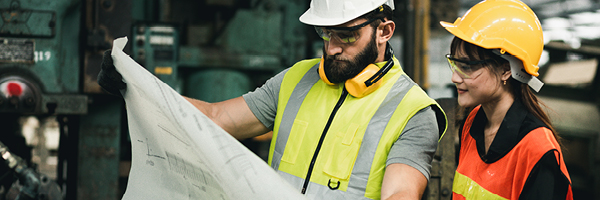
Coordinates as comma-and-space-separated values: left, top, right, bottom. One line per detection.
0, 0, 85, 199
131, 24, 180, 91
130, 0, 308, 103
0, 0, 128, 199
0, 0, 85, 114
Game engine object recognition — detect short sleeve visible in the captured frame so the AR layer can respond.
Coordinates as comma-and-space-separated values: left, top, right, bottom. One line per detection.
386, 106, 440, 180
242, 68, 289, 130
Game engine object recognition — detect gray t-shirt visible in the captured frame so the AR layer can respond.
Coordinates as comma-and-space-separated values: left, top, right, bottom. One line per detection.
242, 68, 440, 180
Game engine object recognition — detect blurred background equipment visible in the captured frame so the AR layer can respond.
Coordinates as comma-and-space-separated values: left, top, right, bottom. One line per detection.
0, 140, 61, 200
0, 0, 599, 199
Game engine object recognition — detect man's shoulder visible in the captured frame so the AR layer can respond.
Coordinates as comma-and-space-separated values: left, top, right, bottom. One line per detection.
292, 58, 321, 68
279, 58, 321, 77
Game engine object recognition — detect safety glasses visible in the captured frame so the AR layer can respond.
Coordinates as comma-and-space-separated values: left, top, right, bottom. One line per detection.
315, 18, 383, 44
446, 54, 493, 79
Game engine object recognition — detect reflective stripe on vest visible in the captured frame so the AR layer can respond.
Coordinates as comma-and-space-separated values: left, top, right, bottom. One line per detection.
269, 57, 444, 199
453, 106, 573, 200
452, 171, 508, 200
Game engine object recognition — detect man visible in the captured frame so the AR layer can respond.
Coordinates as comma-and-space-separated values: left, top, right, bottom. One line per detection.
98, 0, 446, 199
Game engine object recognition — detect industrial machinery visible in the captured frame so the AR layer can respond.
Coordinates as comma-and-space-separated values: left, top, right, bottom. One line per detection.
0, 140, 61, 200
0, 0, 85, 199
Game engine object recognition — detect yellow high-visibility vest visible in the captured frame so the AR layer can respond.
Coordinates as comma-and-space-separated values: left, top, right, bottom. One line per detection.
269, 57, 447, 199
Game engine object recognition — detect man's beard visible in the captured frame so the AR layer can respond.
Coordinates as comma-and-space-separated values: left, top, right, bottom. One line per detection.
322, 31, 379, 84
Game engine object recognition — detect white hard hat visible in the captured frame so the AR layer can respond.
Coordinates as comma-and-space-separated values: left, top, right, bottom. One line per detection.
299, 0, 395, 26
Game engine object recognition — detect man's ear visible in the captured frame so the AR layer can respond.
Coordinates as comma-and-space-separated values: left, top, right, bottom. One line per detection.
378, 20, 395, 44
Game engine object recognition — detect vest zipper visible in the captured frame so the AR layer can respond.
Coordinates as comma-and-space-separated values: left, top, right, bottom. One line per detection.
301, 87, 349, 194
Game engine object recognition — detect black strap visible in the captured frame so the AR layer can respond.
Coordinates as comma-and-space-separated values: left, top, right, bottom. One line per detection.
365, 43, 394, 87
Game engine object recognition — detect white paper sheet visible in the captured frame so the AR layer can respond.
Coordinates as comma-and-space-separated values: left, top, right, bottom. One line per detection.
111, 37, 306, 200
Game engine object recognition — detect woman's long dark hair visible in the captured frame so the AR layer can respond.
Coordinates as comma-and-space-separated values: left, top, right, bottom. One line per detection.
450, 37, 562, 146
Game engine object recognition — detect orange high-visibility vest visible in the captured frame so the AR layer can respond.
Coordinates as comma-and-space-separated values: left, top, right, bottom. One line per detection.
453, 105, 573, 200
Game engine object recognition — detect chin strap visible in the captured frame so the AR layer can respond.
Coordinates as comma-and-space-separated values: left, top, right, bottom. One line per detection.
494, 50, 544, 92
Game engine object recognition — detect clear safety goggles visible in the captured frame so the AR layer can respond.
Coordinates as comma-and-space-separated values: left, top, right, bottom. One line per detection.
446, 54, 493, 79
315, 18, 382, 44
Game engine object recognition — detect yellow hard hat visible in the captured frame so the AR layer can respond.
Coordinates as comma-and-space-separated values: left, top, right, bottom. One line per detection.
440, 0, 544, 76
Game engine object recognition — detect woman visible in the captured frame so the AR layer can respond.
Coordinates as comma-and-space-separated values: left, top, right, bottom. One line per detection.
439, 0, 573, 199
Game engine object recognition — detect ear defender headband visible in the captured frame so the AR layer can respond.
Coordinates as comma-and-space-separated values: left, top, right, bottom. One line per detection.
319, 44, 394, 98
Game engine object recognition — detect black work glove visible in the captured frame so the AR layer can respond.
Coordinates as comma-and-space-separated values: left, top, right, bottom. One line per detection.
97, 50, 126, 96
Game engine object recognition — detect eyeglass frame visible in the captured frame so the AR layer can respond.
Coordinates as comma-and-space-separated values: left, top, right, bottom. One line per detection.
445, 54, 494, 79
315, 17, 385, 44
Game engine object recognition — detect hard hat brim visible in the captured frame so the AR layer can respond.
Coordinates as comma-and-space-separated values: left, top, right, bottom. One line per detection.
439, 20, 485, 51
440, 20, 479, 49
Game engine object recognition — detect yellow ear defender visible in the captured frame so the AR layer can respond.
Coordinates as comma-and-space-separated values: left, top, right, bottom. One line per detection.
318, 44, 394, 98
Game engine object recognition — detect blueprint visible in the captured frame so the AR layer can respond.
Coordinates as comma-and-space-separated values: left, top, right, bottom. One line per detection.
111, 37, 306, 200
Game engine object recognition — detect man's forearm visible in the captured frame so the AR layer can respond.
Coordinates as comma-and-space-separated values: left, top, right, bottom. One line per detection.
184, 96, 269, 140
